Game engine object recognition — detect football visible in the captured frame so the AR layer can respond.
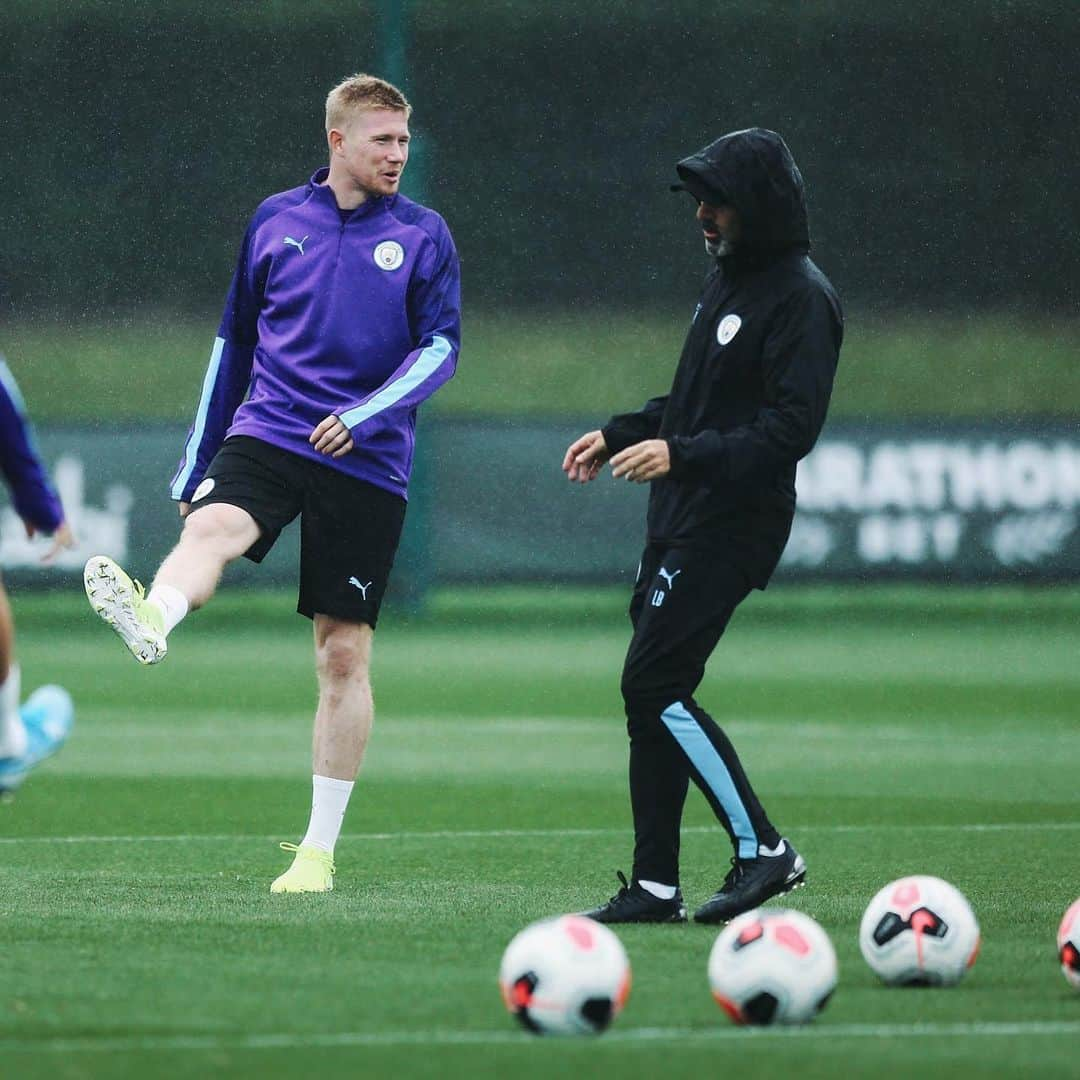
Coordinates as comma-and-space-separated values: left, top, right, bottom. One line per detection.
707, 908, 838, 1025
1057, 898, 1080, 989
498, 915, 631, 1036
859, 875, 980, 986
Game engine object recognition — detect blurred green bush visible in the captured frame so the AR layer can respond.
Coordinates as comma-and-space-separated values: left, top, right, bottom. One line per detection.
6, 310, 1078, 422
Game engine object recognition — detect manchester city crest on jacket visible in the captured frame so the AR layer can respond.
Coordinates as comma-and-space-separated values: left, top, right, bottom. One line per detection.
717, 314, 742, 345
374, 241, 404, 270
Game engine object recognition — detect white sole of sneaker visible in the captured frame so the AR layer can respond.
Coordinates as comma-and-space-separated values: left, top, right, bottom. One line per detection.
269, 882, 334, 894
784, 852, 808, 889
83, 556, 167, 666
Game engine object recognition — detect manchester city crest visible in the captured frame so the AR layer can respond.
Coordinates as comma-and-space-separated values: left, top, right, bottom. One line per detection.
373, 241, 405, 271
717, 314, 742, 346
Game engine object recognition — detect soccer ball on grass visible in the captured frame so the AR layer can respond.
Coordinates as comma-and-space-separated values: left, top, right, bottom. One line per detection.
1057, 898, 1080, 989
707, 908, 837, 1025
498, 914, 631, 1036
859, 875, 980, 987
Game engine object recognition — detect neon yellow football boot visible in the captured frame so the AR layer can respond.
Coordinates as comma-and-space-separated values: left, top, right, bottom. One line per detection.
270, 842, 336, 893
83, 555, 167, 665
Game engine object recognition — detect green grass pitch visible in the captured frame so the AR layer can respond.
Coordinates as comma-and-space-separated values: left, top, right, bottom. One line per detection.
2, 586, 1078, 1079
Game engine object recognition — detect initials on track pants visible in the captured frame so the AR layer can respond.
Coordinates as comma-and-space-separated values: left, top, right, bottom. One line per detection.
621, 544, 781, 886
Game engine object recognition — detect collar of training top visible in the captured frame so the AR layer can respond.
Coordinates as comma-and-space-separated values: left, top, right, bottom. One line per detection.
307, 166, 396, 219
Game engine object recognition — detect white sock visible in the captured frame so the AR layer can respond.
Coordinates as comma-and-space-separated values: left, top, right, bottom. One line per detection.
0, 665, 27, 759
638, 878, 677, 900
300, 774, 355, 853
758, 839, 787, 858
147, 584, 189, 636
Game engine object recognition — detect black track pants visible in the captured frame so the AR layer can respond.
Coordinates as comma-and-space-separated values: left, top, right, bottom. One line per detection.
621, 544, 781, 885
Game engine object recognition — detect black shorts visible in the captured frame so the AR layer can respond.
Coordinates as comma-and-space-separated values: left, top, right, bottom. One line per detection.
188, 436, 406, 627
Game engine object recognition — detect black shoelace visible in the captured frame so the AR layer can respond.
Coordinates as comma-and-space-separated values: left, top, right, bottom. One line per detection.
607, 870, 632, 903
720, 857, 746, 891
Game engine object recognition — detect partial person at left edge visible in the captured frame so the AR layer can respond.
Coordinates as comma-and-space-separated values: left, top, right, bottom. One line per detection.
0, 355, 76, 796
82, 73, 460, 892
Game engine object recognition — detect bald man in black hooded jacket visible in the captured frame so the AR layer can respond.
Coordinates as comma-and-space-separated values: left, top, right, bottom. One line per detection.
563, 128, 843, 925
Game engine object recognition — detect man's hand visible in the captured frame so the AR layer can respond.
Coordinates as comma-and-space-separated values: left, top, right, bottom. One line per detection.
610, 439, 671, 483
310, 415, 355, 458
562, 430, 611, 484
179, 502, 190, 518
25, 518, 77, 566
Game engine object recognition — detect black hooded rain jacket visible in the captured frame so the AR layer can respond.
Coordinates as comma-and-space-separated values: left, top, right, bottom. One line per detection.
602, 128, 843, 588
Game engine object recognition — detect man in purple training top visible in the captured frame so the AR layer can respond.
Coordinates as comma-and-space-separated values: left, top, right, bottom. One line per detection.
83, 73, 460, 892
0, 356, 76, 794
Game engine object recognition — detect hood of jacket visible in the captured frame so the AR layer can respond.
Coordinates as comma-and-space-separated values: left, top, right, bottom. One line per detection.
672, 127, 810, 262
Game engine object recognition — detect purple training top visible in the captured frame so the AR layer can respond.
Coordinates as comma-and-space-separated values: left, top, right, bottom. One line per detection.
0, 356, 63, 533
171, 168, 461, 503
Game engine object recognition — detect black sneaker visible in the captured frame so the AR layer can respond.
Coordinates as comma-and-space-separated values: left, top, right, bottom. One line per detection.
582, 871, 688, 924
693, 840, 807, 924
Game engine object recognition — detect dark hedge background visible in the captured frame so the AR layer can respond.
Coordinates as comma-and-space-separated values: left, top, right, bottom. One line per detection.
1, 1, 1075, 316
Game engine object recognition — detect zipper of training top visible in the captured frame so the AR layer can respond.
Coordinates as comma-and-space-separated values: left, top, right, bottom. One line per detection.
335, 218, 346, 272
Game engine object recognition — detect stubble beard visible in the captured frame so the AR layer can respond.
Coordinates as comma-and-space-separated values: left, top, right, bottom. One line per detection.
705, 236, 733, 258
